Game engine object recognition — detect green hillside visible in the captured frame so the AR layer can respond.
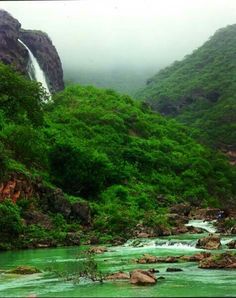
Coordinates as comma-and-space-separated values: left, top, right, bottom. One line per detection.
0, 63, 235, 247
137, 24, 236, 150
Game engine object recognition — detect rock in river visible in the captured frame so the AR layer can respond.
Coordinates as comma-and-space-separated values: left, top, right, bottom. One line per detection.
106, 271, 130, 280
199, 252, 236, 269
130, 269, 157, 285
227, 240, 236, 249
196, 235, 221, 250
7, 266, 41, 274
88, 246, 108, 254
166, 267, 183, 272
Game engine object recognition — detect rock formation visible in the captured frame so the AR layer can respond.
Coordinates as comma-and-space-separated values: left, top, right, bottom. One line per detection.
196, 235, 221, 250
130, 269, 157, 285
199, 253, 236, 269
0, 10, 28, 75
0, 9, 64, 93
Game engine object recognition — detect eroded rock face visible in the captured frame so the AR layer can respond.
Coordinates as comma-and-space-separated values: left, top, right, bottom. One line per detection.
196, 235, 221, 250
0, 172, 91, 226
20, 29, 64, 93
0, 10, 28, 75
0, 173, 33, 203
0, 9, 64, 93
130, 269, 157, 285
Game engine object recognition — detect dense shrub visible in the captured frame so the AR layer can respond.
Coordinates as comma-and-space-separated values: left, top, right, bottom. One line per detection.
0, 199, 23, 237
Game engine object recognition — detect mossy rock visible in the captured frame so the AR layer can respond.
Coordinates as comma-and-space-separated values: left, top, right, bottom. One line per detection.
8, 265, 41, 274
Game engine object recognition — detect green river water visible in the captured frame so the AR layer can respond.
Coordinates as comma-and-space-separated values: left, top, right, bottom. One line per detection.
0, 221, 236, 297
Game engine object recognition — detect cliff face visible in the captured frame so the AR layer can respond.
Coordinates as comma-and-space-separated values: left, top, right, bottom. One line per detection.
0, 10, 29, 75
0, 10, 64, 93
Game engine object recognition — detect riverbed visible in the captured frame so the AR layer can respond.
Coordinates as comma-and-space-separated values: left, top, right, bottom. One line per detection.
0, 221, 236, 297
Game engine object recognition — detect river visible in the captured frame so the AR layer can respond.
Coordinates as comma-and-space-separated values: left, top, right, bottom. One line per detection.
0, 221, 236, 297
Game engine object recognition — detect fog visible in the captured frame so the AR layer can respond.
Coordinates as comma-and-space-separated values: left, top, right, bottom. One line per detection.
1, 0, 236, 92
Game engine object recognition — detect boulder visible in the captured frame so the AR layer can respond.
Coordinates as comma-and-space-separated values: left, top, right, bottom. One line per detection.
136, 255, 179, 264
166, 267, 183, 272
167, 213, 189, 225
23, 210, 52, 230
71, 202, 91, 225
196, 235, 221, 250
133, 223, 155, 238
157, 256, 179, 263
148, 268, 160, 273
227, 240, 236, 249
65, 232, 81, 246
106, 271, 130, 280
190, 208, 221, 220
171, 225, 189, 235
169, 204, 191, 216
199, 253, 236, 269
186, 226, 205, 234
8, 266, 41, 274
137, 254, 158, 264
137, 232, 151, 238
154, 225, 172, 236
180, 252, 211, 262
130, 269, 157, 285
88, 246, 108, 254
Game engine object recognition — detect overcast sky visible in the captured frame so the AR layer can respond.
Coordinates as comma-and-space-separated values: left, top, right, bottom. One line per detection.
1, 0, 236, 73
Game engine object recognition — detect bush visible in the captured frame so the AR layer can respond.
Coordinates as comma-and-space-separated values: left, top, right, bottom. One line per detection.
49, 142, 114, 198
0, 199, 23, 237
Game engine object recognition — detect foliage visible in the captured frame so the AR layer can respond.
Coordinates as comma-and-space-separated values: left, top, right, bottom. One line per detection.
0, 63, 235, 244
0, 63, 47, 126
137, 24, 236, 149
0, 199, 23, 237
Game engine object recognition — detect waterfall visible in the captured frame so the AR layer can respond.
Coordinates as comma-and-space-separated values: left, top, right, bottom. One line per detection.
18, 39, 50, 95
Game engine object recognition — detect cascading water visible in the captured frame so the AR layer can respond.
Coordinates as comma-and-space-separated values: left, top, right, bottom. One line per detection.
18, 39, 50, 95
185, 219, 217, 233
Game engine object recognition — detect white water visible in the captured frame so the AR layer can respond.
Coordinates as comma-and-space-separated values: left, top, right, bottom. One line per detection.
18, 39, 50, 95
185, 219, 217, 233
124, 238, 199, 250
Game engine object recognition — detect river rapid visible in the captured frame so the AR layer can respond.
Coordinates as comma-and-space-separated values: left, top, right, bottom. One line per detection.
0, 220, 236, 297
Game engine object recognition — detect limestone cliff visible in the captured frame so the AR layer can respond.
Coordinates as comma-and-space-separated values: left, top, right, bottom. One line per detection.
0, 9, 64, 93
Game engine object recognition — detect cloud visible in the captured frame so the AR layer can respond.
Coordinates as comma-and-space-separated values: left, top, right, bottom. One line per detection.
1, 0, 236, 73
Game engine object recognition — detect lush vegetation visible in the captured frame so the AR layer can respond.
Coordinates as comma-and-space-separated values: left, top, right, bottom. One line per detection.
0, 63, 235, 248
137, 24, 236, 150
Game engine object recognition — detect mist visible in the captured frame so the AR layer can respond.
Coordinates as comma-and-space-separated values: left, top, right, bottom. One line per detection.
1, 0, 236, 93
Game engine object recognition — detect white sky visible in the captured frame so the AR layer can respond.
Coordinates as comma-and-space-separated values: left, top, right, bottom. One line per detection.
1, 0, 236, 72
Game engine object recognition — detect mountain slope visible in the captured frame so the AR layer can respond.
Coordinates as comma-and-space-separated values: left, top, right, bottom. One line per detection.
137, 24, 236, 151
1, 63, 235, 247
